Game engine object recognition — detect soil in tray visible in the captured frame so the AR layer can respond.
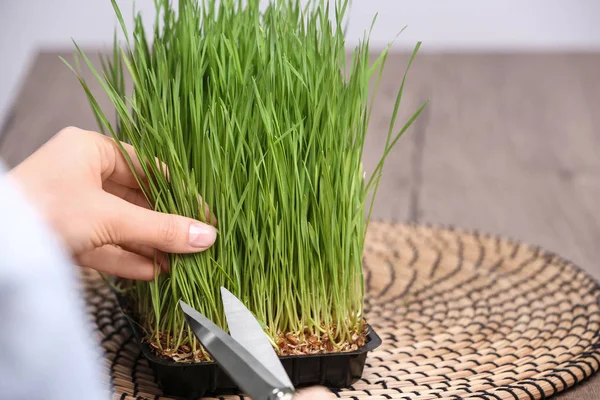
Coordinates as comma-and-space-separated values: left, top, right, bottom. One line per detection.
147, 322, 370, 363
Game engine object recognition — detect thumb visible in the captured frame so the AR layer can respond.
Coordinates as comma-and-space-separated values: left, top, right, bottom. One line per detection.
103, 194, 217, 253
293, 387, 335, 399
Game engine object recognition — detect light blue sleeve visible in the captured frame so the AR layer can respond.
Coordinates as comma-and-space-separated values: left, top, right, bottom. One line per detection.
0, 162, 109, 400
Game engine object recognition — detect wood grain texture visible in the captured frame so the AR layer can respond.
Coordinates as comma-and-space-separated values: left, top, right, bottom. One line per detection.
1, 50, 599, 399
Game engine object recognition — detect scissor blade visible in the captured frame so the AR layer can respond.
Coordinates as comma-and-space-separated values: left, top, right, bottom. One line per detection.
221, 287, 294, 389
179, 301, 283, 399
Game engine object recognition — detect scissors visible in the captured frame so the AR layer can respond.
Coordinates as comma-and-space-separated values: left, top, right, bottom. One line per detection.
179, 287, 295, 400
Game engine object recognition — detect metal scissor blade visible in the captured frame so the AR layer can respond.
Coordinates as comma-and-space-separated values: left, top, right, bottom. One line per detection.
221, 287, 294, 389
179, 301, 288, 399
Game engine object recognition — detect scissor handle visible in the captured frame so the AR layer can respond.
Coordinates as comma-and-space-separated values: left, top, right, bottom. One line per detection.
268, 387, 295, 400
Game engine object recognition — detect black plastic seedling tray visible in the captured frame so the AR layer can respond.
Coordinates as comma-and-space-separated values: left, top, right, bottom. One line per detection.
115, 293, 382, 399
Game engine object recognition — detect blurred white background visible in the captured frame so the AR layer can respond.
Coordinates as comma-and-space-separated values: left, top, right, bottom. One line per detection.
1, 0, 599, 129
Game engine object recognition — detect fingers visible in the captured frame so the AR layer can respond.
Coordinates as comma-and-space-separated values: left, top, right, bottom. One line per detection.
103, 180, 151, 209
102, 193, 217, 254
104, 180, 216, 227
93, 129, 167, 189
293, 387, 335, 399
120, 242, 159, 259
118, 242, 168, 268
98, 138, 217, 226
79, 127, 217, 253
201, 196, 218, 226
89, 128, 217, 227
76, 245, 158, 281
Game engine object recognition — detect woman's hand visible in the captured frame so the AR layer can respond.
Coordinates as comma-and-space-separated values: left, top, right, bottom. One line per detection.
294, 387, 336, 399
9, 126, 217, 280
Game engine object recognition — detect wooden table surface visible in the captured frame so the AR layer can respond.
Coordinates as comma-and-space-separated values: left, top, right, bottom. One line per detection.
1, 50, 599, 399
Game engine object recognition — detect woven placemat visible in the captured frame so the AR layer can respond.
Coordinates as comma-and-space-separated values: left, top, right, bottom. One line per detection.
85, 222, 600, 399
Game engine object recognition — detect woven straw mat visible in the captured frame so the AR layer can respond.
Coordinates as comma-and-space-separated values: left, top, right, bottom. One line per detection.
83, 222, 600, 399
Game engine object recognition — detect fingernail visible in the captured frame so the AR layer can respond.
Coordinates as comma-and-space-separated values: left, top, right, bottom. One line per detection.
189, 223, 217, 248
